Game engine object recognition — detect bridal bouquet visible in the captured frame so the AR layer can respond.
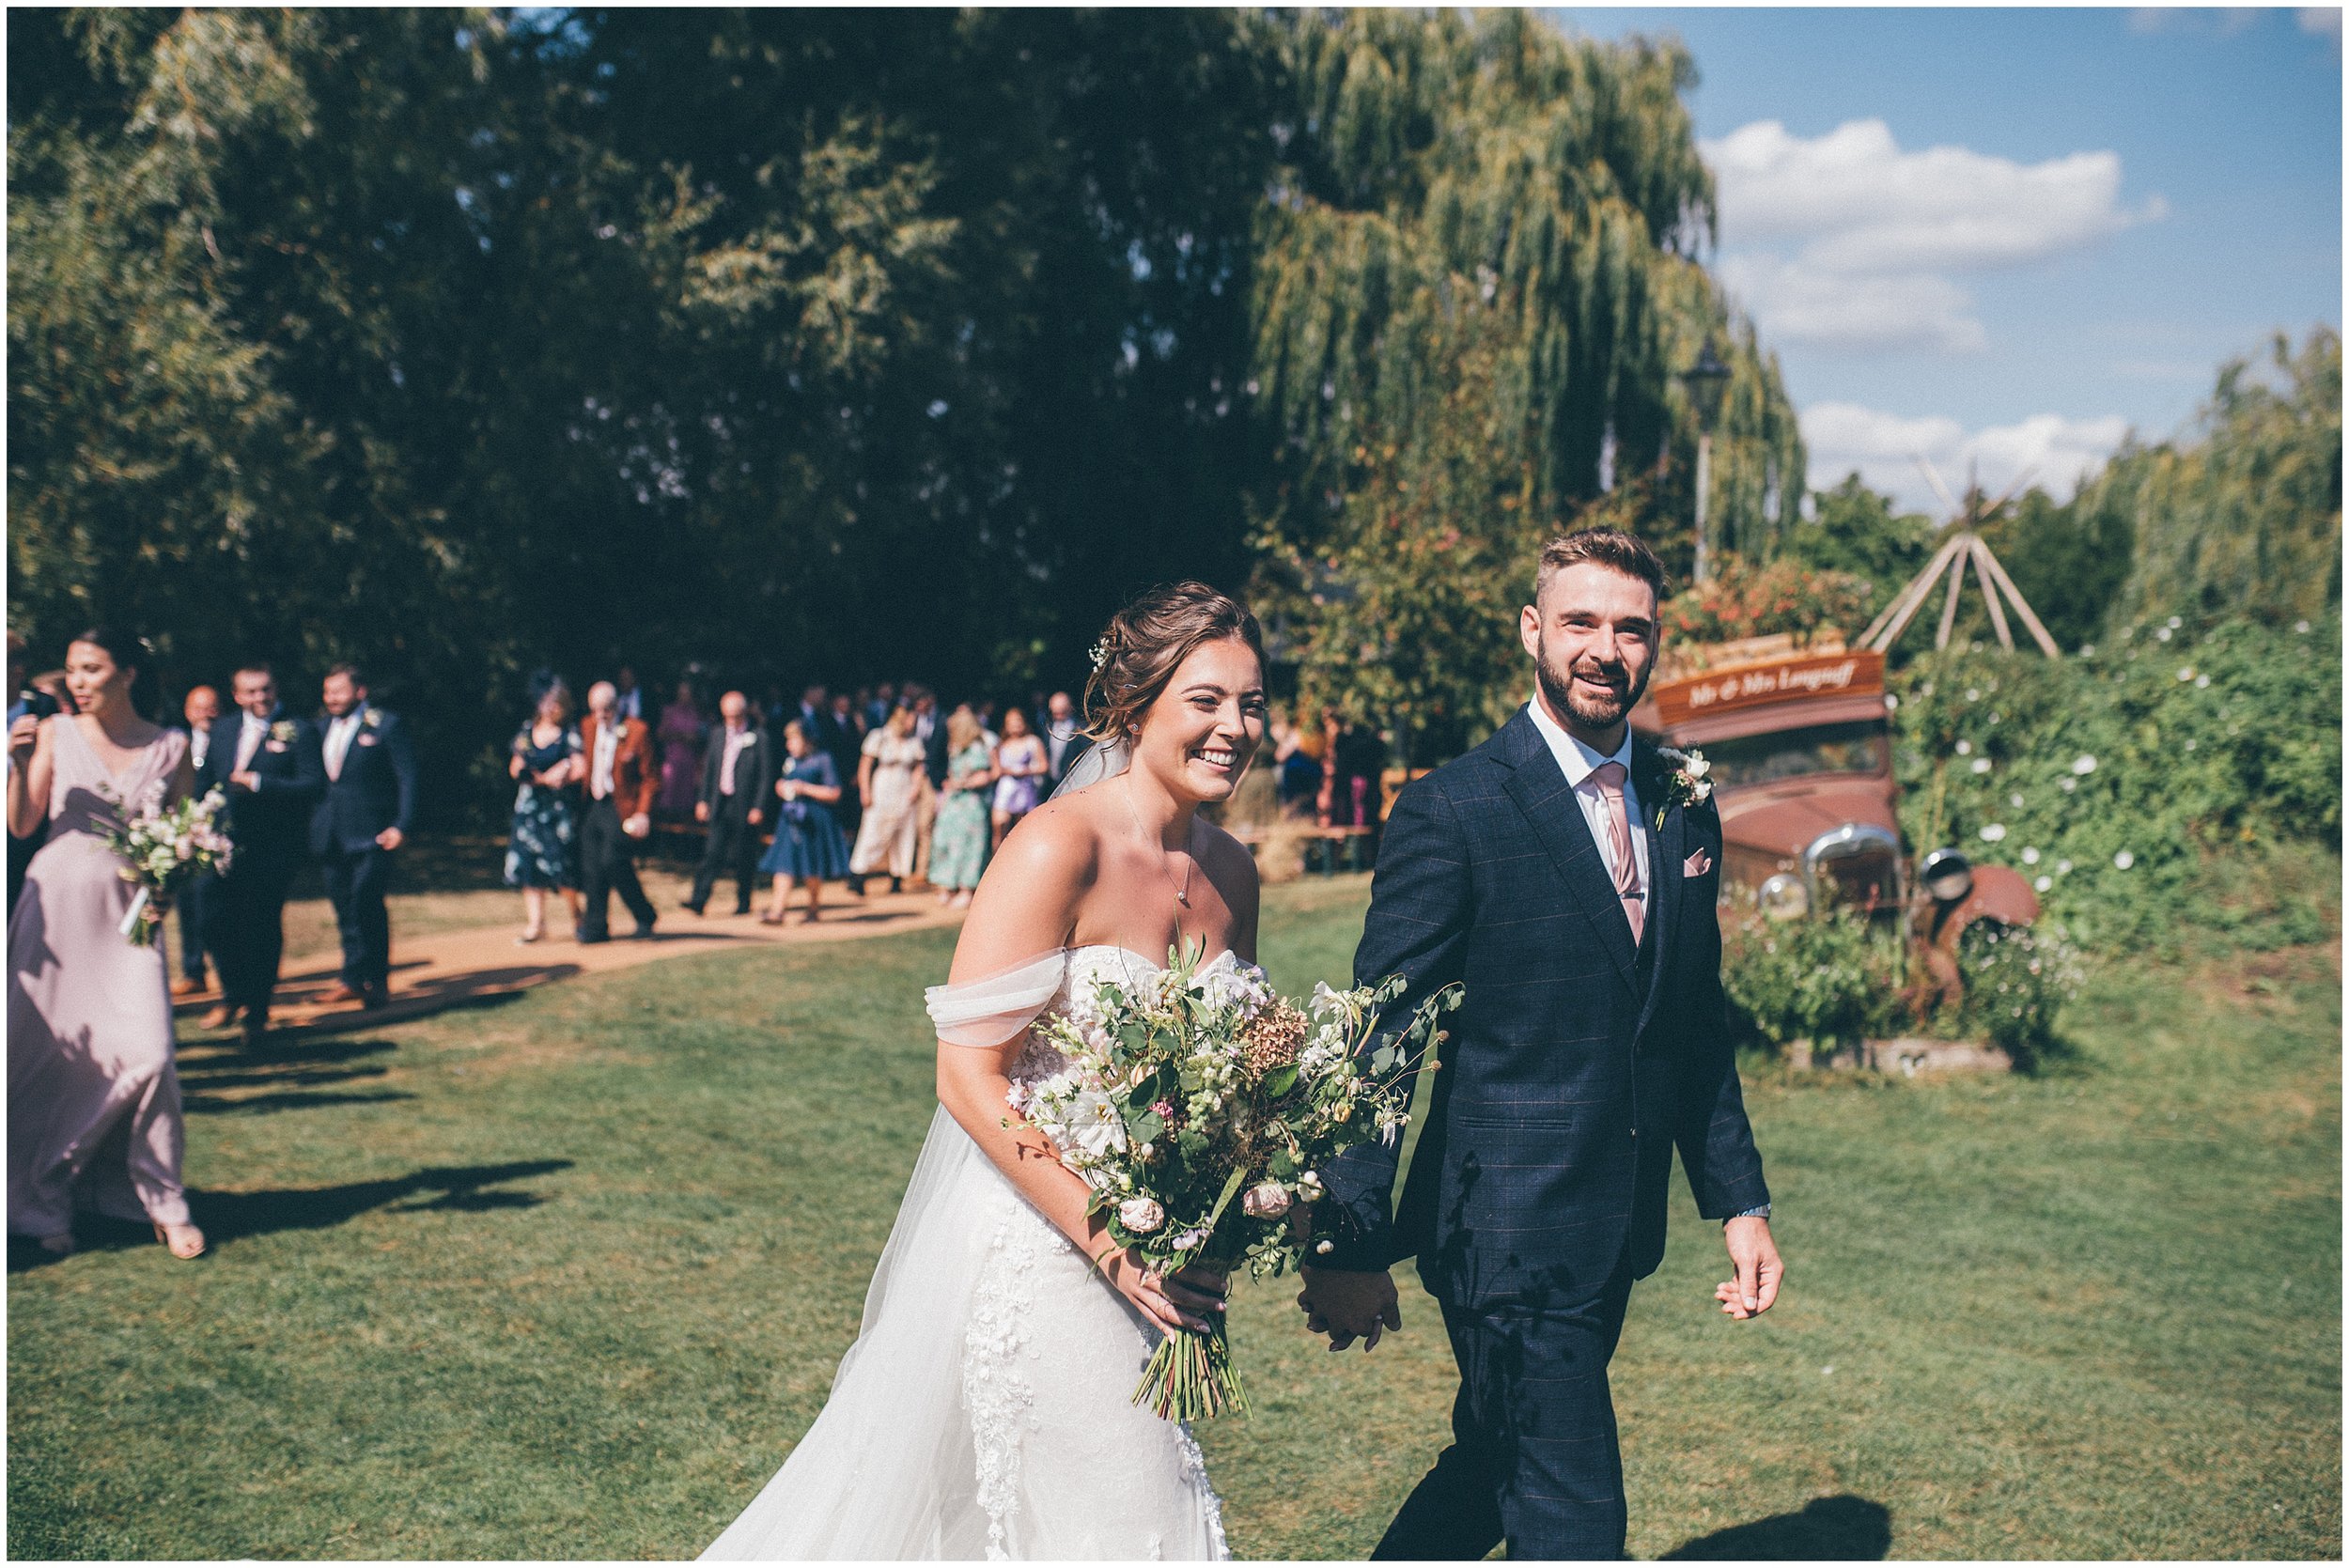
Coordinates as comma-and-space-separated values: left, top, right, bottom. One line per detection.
1014, 944, 1461, 1421
101, 783, 232, 947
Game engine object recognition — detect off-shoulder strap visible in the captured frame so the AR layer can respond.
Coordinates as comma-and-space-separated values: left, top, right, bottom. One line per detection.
925, 949, 1068, 1048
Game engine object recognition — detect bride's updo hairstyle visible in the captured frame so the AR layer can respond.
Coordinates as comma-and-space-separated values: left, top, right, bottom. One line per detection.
1081, 582, 1266, 743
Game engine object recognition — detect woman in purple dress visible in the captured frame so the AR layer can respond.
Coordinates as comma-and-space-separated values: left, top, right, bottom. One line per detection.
655, 680, 707, 818
7, 629, 205, 1259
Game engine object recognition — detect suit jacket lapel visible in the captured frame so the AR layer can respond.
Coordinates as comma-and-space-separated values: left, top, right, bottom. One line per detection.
1498, 709, 1639, 991
1633, 741, 1685, 1037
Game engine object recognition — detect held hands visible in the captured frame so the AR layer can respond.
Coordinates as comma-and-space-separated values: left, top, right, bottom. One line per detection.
231, 769, 261, 792
1297, 1265, 1403, 1352
1716, 1216, 1783, 1320
621, 813, 650, 840
9, 714, 39, 760
1099, 1246, 1228, 1336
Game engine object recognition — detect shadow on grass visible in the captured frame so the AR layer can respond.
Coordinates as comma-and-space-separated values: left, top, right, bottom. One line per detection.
6, 1160, 574, 1271
1663, 1495, 1892, 1560
179, 1035, 412, 1116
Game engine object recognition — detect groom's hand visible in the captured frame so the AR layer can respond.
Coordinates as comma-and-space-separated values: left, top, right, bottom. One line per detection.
1298, 1265, 1402, 1352
1716, 1216, 1783, 1320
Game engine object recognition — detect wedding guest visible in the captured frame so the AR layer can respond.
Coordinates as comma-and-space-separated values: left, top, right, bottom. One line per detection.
864, 682, 895, 731
655, 679, 706, 818
614, 665, 645, 723
1325, 717, 1388, 832
990, 706, 1048, 844
910, 685, 948, 881
6, 634, 58, 918
793, 685, 838, 756
758, 719, 850, 924
685, 691, 771, 917
1279, 706, 1325, 817
826, 691, 868, 892
848, 701, 925, 894
170, 683, 222, 997
926, 706, 994, 908
1041, 690, 1089, 790
578, 679, 660, 942
503, 679, 583, 944
310, 666, 415, 1010
196, 663, 323, 1041
7, 628, 206, 1259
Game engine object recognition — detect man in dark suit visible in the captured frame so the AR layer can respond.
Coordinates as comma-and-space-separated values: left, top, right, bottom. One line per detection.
577, 679, 660, 942
1041, 689, 1091, 793
310, 664, 416, 1010
171, 683, 223, 997
196, 665, 322, 1041
684, 690, 771, 917
1304, 527, 1782, 1560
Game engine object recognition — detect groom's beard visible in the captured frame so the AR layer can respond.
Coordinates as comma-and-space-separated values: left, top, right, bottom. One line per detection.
1534, 634, 1651, 733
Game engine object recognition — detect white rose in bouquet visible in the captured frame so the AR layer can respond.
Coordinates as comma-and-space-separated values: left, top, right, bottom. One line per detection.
1117, 1198, 1166, 1234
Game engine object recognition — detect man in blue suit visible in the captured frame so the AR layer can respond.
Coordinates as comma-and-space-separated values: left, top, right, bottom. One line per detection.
309, 664, 416, 1010
195, 663, 322, 1042
1303, 528, 1784, 1560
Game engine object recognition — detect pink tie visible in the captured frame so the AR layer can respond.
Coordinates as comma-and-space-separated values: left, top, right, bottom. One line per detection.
1591, 761, 1644, 945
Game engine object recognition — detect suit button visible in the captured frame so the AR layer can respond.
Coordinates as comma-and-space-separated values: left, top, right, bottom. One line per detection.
1629, 1126, 1640, 1139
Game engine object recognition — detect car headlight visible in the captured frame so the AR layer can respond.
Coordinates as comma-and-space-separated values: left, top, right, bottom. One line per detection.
1758, 873, 1810, 921
1920, 846, 1973, 903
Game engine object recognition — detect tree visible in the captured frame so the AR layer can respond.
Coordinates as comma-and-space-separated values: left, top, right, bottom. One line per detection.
2106, 327, 2341, 629
1780, 474, 1937, 621
1246, 10, 1803, 742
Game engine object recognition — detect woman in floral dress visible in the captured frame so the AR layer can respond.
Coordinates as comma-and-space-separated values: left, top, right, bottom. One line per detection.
926, 706, 995, 908
503, 680, 583, 943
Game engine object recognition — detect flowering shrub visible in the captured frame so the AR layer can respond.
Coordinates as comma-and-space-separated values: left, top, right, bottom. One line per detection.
1719, 909, 1906, 1053
1890, 613, 2341, 953
1957, 923, 2083, 1066
1662, 554, 1875, 644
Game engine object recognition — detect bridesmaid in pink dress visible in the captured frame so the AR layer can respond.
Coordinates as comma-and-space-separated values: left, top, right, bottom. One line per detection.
7, 629, 206, 1260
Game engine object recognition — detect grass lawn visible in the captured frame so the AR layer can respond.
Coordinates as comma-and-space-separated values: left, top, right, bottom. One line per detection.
8, 875, 2339, 1559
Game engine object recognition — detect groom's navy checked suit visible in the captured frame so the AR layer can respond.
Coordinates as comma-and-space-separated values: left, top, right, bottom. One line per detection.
1323, 704, 1769, 1560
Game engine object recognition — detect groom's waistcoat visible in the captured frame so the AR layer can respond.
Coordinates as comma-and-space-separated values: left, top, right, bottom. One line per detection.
1323, 706, 1769, 1311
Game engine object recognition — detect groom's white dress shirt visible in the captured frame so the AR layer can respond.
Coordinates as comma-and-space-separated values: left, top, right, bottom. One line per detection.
1526, 696, 1649, 917
323, 710, 363, 781
234, 711, 269, 774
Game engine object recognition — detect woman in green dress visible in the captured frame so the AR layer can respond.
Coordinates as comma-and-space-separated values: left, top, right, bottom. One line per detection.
925, 706, 995, 908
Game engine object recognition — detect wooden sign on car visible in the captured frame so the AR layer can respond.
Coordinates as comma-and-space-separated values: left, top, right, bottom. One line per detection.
1649, 649, 1886, 729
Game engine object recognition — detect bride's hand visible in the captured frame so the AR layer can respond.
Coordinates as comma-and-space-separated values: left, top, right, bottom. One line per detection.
1101, 1249, 1227, 1335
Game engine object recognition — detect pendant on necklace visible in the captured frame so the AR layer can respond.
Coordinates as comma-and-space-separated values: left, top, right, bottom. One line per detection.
1174, 888, 1191, 908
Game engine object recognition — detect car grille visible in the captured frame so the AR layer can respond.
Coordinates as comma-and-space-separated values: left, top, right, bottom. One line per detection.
1805, 825, 1904, 912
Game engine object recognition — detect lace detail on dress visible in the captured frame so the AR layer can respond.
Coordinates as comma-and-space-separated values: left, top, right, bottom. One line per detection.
1174, 1423, 1230, 1559
963, 1192, 1043, 1560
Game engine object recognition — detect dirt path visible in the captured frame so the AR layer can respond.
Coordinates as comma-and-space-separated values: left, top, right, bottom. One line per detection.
175, 884, 968, 1043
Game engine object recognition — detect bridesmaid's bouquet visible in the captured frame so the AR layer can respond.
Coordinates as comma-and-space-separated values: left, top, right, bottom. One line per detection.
1014, 944, 1460, 1421
101, 782, 233, 946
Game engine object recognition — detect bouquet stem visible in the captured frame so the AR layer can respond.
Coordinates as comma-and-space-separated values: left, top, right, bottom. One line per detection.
117, 887, 155, 944
1133, 1312, 1250, 1421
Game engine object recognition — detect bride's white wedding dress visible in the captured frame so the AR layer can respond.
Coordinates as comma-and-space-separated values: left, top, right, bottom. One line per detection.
701, 945, 1236, 1561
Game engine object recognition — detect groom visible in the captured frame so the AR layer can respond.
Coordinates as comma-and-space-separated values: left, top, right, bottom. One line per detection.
1300, 527, 1783, 1560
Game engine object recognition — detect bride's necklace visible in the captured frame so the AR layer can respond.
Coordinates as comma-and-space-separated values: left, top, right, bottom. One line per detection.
1122, 778, 1197, 909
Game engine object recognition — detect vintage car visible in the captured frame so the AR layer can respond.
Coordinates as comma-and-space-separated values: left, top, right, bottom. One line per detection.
1629, 634, 2037, 1007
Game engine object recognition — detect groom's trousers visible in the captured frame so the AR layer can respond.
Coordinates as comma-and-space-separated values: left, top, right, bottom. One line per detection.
1374, 1258, 1639, 1561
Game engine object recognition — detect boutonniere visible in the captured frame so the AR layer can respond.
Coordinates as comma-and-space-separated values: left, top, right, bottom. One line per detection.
270, 720, 296, 742
1651, 746, 1712, 831
362, 709, 381, 729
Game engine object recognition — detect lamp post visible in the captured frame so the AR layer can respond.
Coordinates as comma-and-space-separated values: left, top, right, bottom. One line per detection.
1680, 340, 1732, 584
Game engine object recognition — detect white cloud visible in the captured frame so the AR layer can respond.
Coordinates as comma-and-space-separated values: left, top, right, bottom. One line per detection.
1718, 256, 1984, 354
1703, 118, 2164, 353
2132, 7, 2265, 36
2302, 6, 2343, 54
1802, 401, 2132, 513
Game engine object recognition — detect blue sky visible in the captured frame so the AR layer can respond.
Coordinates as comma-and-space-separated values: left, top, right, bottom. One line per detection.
1556, 6, 2342, 512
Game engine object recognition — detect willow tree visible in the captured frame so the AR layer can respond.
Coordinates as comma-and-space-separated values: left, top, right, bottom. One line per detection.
2104, 327, 2341, 629
1245, 10, 1803, 755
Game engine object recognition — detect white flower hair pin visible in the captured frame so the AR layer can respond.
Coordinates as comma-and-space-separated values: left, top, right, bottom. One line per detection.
1088, 638, 1114, 673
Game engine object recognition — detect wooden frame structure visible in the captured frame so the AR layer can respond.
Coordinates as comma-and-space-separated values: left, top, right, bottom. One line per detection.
1860, 458, 2062, 659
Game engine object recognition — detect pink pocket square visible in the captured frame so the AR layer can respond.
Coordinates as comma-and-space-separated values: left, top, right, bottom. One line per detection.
1683, 849, 1713, 877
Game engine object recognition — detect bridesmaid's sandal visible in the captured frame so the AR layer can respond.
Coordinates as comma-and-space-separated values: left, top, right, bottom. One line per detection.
153, 1222, 207, 1260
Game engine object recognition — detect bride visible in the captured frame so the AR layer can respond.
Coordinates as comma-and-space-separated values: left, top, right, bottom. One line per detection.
703, 582, 1270, 1560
